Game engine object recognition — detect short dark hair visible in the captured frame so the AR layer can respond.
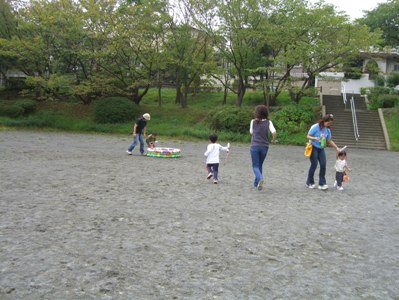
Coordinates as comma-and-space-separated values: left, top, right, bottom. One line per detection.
209, 133, 218, 143
338, 150, 347, 157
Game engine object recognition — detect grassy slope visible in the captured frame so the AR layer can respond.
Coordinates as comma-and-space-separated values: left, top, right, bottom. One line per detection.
384, 108, 399, 151
1, 89, 398, 150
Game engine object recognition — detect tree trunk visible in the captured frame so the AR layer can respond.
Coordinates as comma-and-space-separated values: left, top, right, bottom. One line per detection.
175, 84, 183, 105
157, 71, 162, 107
236, 79, 246, 107
131, 85, 150, 105
181, 84, 188, 108
223, 86, 228, 105
157, 86, 162, 107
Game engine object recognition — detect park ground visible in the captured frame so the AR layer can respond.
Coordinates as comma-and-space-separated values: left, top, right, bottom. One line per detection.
1, 130, 398, 299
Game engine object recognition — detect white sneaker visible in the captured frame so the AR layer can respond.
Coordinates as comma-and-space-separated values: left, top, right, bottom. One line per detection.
257, 180, 264, 190
126, 150, 132, 155
207, 173, 213, 179
213, 179, 218, 184
306, 183, 316, 189
318, 185, 328, 190
333, 181, 337, 188
337, 186, 344, 191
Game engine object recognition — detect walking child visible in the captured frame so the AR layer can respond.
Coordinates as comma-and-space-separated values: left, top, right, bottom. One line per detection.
334, 149, 351, 191
204, 134, 230, 184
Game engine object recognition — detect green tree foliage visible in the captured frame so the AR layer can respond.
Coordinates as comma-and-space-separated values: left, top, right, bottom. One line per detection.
361, 0, 399, 47
0, 0, 16, 39
273, 0, 378, 103
0, 0, 381, 108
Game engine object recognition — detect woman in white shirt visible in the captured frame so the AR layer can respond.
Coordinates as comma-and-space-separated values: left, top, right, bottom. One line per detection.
250, 105, 277, 190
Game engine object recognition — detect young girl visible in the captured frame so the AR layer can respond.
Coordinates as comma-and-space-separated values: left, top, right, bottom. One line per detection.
204, 134, 230, 184
334, 150, 351, 191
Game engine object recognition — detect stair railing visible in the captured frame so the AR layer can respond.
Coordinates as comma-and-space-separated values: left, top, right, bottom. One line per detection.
350, 96, 360, 142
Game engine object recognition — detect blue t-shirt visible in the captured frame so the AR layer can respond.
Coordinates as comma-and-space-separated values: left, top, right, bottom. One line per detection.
308, 123, 331, 149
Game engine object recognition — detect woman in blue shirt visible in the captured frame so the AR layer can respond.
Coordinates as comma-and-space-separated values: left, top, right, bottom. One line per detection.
306, 114, 340, 190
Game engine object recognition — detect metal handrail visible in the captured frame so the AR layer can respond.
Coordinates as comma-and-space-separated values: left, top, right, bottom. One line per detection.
350, 96, 360, 142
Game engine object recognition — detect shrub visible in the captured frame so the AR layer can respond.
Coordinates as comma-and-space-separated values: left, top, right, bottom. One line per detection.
374, 75, 386, 87
387, 72, 399, 88
379, 94, 399, 108
0, 104, 25, 118
15, 100, 36, 115
207, 107, 253, 134
273, 104, 314, 133
94, 97, 136, 124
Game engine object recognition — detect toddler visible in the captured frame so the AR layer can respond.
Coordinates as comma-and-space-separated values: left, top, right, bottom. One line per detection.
204, 134, 230, 184
334, 150, 351, 191
146, 133, 157, 149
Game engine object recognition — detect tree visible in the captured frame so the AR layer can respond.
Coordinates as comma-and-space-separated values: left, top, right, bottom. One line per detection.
361, 0, 399, 47
187, 0, 273, 107
0, 0, 17, 87
292, 3, 379, 102
85, 0, 171, 104
267, 0, 380, 103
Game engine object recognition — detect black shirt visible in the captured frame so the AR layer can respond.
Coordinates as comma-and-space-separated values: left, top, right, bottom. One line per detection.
135, 117, 147, 134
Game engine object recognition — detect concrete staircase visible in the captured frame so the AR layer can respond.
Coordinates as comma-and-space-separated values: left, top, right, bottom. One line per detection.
322, 94, 387, 150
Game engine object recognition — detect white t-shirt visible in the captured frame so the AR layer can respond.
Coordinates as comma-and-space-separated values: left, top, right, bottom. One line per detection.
335, 159, 347, 172
204, 143, 229, 164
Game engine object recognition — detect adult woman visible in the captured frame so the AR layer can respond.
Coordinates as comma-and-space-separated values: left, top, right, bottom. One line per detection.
250, 105, 277, 190
306, 114, 340, 190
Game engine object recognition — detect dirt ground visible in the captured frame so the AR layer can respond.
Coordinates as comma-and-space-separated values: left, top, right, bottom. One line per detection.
1, 130, 398, 299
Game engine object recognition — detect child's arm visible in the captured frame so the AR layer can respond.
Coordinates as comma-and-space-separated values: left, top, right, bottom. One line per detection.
220, 143, 230, 152
204, 145, 211, 156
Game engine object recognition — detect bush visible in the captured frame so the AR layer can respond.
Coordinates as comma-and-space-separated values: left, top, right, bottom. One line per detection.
387, 72, 399, 88
15, 100, 36, 115
374, 75, 386, 87
379, 95, 399, 108
0, 104, 25, 118
207, 107, 253, 134
272, 104, 314, 133
94, 97, 136, 124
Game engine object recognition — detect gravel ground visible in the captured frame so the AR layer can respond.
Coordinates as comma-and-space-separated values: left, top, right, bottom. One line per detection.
1, 130, 398, 299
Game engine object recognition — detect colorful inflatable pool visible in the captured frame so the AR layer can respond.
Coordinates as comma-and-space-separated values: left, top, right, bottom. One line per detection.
146, 147, 181, 158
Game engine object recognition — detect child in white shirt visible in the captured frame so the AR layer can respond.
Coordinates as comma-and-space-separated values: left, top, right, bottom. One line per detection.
204, 134, 230, 184
334, 150, 351, 191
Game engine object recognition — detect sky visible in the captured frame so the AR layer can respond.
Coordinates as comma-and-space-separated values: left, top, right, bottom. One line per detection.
320, 0, 387, 20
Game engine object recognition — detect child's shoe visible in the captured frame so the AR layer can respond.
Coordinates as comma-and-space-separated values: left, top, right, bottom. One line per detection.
213, 179, 218, 184
337, 186, 344, 191
126, 150, 132, 155
333, 180, 337, 188
207, 173, 213, 179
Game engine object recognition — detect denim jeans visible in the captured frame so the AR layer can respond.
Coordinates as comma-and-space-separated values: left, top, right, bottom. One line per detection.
206, 163, 219, 180
127, 134, 145, 154
306, 147, 327, 186
250, 145, 269, 187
